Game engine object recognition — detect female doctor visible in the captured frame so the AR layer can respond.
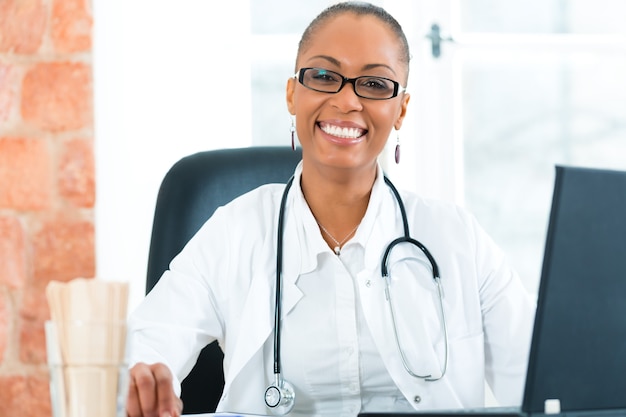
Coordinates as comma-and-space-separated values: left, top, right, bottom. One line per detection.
126, 2, 535, 417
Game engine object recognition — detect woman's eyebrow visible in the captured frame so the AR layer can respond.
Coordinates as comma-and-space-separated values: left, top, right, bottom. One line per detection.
306, 55, 397, 75
307, 55, 341, 67
362, 63, 397, 75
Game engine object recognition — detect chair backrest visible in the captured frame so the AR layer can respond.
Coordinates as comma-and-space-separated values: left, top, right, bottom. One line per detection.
146, 146, 302, 414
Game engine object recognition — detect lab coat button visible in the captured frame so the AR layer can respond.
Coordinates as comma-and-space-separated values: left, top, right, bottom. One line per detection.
414, 395, 421, 403
365, 280, 371, 287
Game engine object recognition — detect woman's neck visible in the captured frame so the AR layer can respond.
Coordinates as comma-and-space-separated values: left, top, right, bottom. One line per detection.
300, 161, 377, 252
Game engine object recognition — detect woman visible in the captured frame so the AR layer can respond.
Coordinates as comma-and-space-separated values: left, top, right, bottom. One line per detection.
126, 3, 534, 417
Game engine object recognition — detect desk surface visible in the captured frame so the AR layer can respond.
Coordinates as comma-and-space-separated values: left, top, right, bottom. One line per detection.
184, 413, 268, 417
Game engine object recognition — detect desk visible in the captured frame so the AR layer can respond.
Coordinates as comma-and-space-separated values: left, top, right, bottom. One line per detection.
183, 413, 268, 417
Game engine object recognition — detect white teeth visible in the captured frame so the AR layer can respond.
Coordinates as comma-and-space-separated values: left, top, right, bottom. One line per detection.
320, 123, 364, 139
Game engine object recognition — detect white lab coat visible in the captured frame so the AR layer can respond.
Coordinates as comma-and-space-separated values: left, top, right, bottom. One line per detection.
129, 163, 535, 416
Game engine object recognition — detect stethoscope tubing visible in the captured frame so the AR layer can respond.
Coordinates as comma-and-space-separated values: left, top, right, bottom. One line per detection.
268, 174, 448, 413
380, 176, 448, 381
273, 176, 295, 377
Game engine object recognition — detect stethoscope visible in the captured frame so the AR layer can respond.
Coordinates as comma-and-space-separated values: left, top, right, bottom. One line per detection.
264, 175, 449, 415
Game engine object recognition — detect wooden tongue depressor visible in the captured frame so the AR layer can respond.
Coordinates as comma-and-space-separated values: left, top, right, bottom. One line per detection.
45, 278, 129, 417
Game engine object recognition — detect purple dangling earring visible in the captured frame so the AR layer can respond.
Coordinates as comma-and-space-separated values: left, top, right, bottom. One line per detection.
395, 131, 400, 164
290, 119, 296, 151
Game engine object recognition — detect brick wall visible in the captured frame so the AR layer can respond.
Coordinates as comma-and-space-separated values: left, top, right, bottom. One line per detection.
0, 0, 94, 415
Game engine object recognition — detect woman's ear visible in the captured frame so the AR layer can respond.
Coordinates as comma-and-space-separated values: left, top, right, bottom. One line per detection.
394, 92, 411, 130
286, 77, 296, 115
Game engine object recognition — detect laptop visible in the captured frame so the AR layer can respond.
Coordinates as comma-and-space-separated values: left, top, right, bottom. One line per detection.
360, 165, 626, 417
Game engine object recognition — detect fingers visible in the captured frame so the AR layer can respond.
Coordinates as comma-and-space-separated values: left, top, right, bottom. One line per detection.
127, 362, 182, 417
126, 367, 143, 417
127, 363, 155, 417
153, 364, 183, 417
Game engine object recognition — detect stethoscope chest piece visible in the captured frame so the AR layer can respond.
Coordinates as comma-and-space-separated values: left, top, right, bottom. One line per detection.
265, 377, 295, 415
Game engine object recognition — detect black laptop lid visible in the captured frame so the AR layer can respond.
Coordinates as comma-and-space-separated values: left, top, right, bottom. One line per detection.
522, 165, 626, 413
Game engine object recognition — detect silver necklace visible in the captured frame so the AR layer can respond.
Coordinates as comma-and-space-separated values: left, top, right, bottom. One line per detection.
317, 222, 359, 255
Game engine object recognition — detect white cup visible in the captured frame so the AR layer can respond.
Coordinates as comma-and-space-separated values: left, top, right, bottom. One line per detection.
46, 320, 130, 417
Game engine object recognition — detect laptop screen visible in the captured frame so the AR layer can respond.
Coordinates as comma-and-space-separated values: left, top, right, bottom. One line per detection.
522, 165, 626, 413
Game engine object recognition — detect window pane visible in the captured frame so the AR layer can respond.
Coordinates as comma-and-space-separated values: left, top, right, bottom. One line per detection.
251, 0, 330, 34
251, 60, 294, 146
462, 52, 626, 293
460, 0, 626, 34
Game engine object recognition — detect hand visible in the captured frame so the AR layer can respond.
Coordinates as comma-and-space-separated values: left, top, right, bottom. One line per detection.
127, 362, 183, 417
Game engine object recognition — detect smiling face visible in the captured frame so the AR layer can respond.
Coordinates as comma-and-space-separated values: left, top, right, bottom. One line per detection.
286, 12, 410, 176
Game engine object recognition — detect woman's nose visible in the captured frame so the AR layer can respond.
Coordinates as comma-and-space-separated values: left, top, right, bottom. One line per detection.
329, 81, 363, 113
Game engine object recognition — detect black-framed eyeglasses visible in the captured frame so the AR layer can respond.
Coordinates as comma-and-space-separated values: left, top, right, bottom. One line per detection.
295, 67, 406, 100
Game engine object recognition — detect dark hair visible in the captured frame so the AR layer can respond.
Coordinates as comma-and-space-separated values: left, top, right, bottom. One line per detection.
296, 2, 410, 73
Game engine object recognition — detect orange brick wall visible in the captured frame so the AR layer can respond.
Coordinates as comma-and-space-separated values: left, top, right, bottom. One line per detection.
0, 0, 94, 415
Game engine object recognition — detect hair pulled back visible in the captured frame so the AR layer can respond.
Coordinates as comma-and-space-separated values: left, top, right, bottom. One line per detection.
296, 2, 411, 73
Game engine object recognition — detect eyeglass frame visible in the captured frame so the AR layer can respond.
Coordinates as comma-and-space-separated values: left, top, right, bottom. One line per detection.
294, 67, 407, 100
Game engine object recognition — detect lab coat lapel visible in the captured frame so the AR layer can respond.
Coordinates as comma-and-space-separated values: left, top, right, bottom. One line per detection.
279, 182, 307, 316
278, 206, 304, 316
224, 241, 274, 390
224, 201, 303, 389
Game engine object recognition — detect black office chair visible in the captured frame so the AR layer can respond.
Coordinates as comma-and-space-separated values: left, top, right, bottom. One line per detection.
146, 146, 302, 414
